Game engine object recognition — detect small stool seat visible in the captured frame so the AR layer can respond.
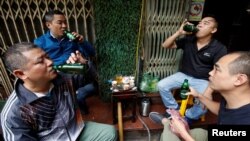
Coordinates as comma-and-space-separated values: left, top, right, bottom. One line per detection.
111, 90, 138, 141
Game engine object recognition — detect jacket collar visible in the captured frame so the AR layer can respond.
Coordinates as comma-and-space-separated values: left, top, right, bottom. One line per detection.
14, 74, 65, 106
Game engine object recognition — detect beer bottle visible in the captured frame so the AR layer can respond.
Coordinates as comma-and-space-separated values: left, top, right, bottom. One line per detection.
183, 24, 199, 33
64, 30, 78, 41
180, 79, 189, 99
53, 64, 85, 74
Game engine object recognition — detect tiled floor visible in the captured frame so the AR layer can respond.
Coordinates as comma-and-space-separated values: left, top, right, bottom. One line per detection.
83, 93, 218, 140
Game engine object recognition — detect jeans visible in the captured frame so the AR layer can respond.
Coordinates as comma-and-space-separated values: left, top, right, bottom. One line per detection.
157, 72, 209, 120
76, 82, 96, 108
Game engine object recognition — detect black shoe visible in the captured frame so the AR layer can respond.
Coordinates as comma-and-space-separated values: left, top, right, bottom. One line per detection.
149, 112, 164, 125
80, 105, 89, 115
163, 112, 171, 119
79, 102, 89, 115
184, 116, 193, 125
149, 111, 172, 125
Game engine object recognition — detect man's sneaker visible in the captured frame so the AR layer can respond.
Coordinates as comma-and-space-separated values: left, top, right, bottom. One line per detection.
163, 111, 171, 119
81, 105, 89, 115
78, 101, 89, 115
149, 112, 164, 125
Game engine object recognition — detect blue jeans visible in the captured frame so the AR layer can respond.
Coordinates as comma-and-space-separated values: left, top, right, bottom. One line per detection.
76, 82, 96, 106
157, 72, 209, 120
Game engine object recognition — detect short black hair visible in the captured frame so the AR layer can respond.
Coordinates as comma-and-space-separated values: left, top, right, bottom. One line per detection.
4, 42, 39, 71
228, 51, 250, 83
202, 14, 219, 28
44, 9, 64, 22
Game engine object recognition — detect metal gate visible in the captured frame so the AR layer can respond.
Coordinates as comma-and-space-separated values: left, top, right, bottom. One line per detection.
0, 0, 95, 99
139, 0, 189, 79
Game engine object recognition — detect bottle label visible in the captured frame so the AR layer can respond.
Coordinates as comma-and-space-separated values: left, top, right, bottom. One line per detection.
180, 89, 188, 99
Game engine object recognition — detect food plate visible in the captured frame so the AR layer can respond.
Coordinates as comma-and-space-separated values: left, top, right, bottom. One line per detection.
112, 84, 135, 92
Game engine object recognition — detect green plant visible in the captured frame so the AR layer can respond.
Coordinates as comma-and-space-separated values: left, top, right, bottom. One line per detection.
94, 0, 141, 101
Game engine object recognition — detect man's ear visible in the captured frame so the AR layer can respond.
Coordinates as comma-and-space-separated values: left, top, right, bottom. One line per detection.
234, 74, 248, 86
13, 69, 27, 80
45, 22, 51, 29
211, 27, 217, 34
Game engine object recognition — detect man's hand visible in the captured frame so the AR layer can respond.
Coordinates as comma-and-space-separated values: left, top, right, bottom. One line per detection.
170, 116, 188, 133
178, 19, 194, 35
71, 31, 84, 43
186, 87, 200, 98
170, 116, 194, 141
66, 50, 88, 64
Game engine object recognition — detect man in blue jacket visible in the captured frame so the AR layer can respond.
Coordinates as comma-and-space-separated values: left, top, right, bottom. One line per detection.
34, 10, 96, 114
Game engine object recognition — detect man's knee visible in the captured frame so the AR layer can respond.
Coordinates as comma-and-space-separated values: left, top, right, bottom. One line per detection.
101, 125, 118, 140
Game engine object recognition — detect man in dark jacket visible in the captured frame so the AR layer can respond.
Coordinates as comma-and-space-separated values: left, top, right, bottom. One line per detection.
1, 42, 117, 141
